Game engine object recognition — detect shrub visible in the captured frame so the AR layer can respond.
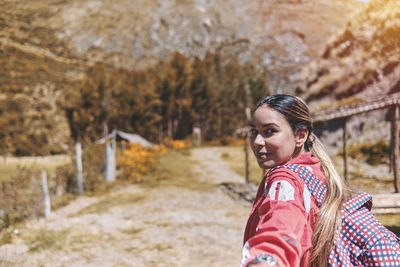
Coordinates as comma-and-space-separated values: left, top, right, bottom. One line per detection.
119, 139, 192, 183
161, 137, 192, 150
119, 144, 159, 183
339, 139, 390, 166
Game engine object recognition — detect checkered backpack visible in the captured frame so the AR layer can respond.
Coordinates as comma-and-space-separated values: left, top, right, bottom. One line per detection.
273, 164, 400, 266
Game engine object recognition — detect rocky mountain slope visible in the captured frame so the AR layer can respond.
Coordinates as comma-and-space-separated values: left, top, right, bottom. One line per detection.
47, 0, 366, 92
294, 0, 400, 163
1, 0, 364, 92
1, 0, 365, 155
297, 0, 400, 109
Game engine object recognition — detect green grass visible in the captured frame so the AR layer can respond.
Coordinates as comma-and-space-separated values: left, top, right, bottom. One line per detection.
218, 145, 264, 185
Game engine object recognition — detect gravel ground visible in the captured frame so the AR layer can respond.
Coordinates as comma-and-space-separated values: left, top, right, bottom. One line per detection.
0, 147, 252, 267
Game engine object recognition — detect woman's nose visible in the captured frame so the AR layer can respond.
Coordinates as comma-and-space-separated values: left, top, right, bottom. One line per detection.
253, 134, 265, 146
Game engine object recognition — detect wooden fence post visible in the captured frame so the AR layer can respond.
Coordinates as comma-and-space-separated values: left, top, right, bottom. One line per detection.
105, 140, 116, 182
41, 170, 51, 218
121, 140, 126, 152
112, 134, 116, 178
193, 127, 201, 147
391, 105, 399, 193
76, 143, 83, 195
159, 124, 163, 144
244, 107, 252, 184
343, 117, 348, 180
244, 133, 250, 184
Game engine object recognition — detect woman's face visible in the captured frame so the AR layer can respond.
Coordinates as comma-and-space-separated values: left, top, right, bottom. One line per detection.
250, 105, 303, 169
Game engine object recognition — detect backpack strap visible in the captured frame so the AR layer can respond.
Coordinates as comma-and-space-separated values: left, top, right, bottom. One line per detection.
268, 164, 327, 207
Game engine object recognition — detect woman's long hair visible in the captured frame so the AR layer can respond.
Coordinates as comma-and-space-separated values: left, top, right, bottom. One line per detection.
257, 94, 351, 266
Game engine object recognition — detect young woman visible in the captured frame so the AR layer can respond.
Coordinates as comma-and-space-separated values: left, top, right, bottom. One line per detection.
241, 94, 400, 267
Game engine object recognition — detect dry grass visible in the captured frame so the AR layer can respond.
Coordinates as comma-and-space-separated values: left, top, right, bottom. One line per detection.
331, 153, 396, 194
25, 228, 70, 252
72, 193, 146, 216
140, 149, 215, 192
0, 226, 106, 253
218, 145, 264, 184
120, 227, 143, 236
0, 156, 74, 231
0, 156, 70, 182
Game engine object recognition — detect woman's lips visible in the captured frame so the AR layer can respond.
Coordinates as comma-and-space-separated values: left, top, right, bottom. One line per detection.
257, 153, 271, 160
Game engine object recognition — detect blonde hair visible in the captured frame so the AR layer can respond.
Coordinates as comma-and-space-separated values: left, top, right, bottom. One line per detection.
258, 94, 351, 266
307, 133, 351, 266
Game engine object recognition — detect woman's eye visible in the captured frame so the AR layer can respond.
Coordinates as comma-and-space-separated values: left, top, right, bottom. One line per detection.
264, 128, 276, 135
249, 128, 276, 138
250, 129, 258, 137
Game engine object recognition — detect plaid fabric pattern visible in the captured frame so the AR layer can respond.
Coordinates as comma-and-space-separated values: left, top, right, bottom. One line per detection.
272, 164, 400, 266
329, 192, 400, 266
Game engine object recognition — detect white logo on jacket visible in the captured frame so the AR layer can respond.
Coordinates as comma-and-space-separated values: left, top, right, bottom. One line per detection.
267, 180, 295, 201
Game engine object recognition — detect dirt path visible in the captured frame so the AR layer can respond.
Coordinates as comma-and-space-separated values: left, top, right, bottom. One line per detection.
0, 147, 252, 267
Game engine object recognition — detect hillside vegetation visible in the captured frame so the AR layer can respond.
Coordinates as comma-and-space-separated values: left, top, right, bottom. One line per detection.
297, 0, 400, 108
1, 0, 364, 156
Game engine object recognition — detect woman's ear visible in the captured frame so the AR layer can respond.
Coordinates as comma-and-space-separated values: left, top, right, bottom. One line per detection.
295, 128, 309, 148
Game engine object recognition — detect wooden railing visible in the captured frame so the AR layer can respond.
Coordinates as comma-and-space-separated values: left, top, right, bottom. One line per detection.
312, 93, 400, 122
311, 93, 400, 193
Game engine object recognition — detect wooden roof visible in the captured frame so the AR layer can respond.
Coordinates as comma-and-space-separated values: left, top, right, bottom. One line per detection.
312, 93, 400, 122
96, 130, 152, 147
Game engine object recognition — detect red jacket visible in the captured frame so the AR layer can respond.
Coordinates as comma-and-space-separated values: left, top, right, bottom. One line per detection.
242, 153, 400, 266
242, 152, 325, 267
